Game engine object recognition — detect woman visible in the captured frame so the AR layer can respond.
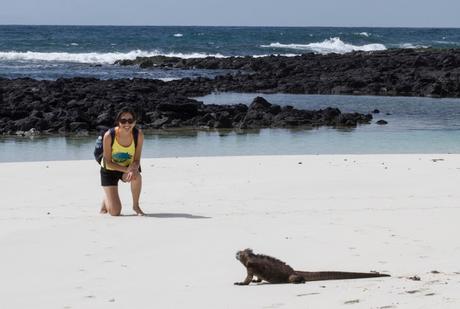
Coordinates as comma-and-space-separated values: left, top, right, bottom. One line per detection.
100, 108, 145, 216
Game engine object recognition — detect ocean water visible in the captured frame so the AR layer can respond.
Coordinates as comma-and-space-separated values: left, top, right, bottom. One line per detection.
1, 25, 460, 79
1, 25, 460, 161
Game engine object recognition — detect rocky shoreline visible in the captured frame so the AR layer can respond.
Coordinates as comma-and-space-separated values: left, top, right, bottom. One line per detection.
2, 48, 460, 135
117, 48, 460, 97
0, 78, 372, 135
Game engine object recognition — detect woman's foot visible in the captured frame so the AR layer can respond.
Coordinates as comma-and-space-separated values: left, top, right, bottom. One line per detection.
133, 204, 145, 216
100, 201, 108, 214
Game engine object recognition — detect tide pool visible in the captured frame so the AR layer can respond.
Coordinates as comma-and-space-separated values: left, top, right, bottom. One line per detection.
2, 94, 460, 162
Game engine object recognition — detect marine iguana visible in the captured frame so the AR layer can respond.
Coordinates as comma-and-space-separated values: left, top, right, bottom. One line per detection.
234, 248, 390, 285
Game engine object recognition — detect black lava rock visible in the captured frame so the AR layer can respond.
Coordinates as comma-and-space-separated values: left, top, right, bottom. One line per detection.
0, 76, 373, 134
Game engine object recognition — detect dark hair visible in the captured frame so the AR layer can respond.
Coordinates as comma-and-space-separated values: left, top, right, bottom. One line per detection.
114, 107, 137, 125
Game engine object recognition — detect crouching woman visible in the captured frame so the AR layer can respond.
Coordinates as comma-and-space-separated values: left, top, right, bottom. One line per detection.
100, 108, 145, 216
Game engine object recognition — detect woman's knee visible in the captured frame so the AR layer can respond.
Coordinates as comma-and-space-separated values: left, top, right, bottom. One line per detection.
134, 173, 142, 182
128, 173, 142, 185
108, 208, 121, 216
106, 199, 121, 215
103, 187, 122, 215
105, 200, 121, 216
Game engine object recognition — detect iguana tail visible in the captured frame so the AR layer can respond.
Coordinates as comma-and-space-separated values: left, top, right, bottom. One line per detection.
295, 270, 390, 282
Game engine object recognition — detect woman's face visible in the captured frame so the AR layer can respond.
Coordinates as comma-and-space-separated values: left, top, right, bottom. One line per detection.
118, 112, 136, 132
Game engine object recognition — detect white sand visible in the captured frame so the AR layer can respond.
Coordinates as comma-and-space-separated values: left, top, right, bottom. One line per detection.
1, 154, 460, 309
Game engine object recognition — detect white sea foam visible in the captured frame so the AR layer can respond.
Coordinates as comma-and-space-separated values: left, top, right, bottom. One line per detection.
158, 77, 181, 81
399, 43, 429, 49
355, 32, 370, 37
261, 37, 386, 54
434, 40, 458, 45
70, 43, 79, 46
0, 50, 226, 64
252, 53, 299, 58
173, 33, 183, 37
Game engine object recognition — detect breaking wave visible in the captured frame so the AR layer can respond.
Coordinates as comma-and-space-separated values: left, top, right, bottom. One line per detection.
398, 43, 430, 49
355, 32, 371, 37
0, 50, 226, 64
261, 37, 386, 54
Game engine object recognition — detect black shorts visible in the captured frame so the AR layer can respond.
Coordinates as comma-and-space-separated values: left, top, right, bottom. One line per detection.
100, 168, 124, 186
100, 166, 142, 186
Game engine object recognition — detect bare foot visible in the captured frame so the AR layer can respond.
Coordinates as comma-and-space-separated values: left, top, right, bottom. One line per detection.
133, 205, 145, 216
100, 201, 108, 214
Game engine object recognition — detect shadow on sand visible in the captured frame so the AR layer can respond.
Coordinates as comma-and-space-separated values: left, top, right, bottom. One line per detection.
123, 212, 211, 219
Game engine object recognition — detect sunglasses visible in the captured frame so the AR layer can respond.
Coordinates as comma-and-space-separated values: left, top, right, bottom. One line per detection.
119, 118, 135, 124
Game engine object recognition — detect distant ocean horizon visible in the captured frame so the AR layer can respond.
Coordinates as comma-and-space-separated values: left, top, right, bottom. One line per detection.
1, 25, 460, 80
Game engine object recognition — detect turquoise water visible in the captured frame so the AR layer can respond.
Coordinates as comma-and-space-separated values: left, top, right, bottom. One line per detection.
2, 94, 460, 162
194, 93, 460, 131
1, 128, 459, 163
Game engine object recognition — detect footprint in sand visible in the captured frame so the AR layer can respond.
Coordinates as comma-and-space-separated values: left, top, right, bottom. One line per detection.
344, 299, 360, 304
297, 292, 320, 297
406, 290, 421, 294
263, 303, 284, 308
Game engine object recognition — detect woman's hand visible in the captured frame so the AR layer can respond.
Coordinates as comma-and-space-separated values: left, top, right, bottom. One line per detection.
128, 161, 139, 171
125, 163, 140, 181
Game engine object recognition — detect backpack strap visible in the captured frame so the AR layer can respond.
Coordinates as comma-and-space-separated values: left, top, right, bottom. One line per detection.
101, 128, 116, 169
109, 127, 116, 146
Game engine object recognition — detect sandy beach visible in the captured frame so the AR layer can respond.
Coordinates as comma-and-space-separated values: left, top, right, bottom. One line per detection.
1, 154, 460, 308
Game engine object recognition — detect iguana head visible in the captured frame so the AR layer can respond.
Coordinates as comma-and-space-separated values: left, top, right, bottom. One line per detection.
236, 248, 254, 265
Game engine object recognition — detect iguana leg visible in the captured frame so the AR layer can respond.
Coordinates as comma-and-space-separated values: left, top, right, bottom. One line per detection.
234, 269, 254, 285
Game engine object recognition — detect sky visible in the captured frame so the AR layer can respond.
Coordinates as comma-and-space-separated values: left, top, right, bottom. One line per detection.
1, 0, 459, 28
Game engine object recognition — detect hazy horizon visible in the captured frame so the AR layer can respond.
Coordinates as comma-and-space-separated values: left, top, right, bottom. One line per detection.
1, 0, 459, 28
1, 24, 460, 29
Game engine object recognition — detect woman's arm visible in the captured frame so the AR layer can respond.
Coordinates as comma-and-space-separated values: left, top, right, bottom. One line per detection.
102, 130, 129, 173
129, 129, 144, 171
125, 129, 143, 181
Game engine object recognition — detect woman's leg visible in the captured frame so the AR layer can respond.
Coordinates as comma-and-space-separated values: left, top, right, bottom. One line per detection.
129, 174, 144, 215
102, 186, 122, 216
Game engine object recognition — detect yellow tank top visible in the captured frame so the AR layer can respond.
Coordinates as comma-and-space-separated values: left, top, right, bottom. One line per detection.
102, 129, 136, 170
